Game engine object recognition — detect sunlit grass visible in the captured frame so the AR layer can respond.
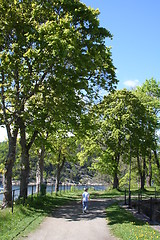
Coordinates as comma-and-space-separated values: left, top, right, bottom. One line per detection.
0, 191, 81, 240
0, 188, 160, 239
106, 203, 160, 240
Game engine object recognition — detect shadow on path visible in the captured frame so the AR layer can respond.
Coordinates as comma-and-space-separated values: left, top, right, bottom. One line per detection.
52, 198, 115, 222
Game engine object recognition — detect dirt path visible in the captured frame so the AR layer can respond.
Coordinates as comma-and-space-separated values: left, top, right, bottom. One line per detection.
23, 198, 118, 240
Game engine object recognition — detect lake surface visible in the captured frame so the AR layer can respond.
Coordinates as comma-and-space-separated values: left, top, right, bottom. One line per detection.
0, 184, 107, 202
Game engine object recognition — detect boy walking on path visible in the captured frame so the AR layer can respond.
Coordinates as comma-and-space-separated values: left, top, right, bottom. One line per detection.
81, 187, 90, 213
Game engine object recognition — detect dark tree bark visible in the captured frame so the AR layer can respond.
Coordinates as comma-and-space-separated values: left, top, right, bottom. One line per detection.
19, 117, 38, 198
113, 171, 119, 189
137, 151, 146, 190
1, 69, 19, 207
154, 149, 160, 173
55, 149, 65, 194
3, 134, 18, 207
113, 155, 119, 189
20, 146, 29, 199
141, 156, 146, 190
148, 151, 152, 187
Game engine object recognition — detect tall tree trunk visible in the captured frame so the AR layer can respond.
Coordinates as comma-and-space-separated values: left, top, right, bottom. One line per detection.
3, 135, 17, 207
1, 70, 18, 207
36, 162, 40, 193
140, 156, 146, 190
55, 163, 61, 194
154, 149, 160, 173
55, 150, 65, 194
148, 151, 152, 187
137, 150, 147, 189
141, 174, 145, 190
113, 156, 119, 189
36, 146, 45, 194
113, 172, 119, 189
19, 118, 29, 198
142, 156, 146, 190
137, 151, 143, 190
20, 146, 29, 198
19, 118, 38, 198
39, 146, 45, 185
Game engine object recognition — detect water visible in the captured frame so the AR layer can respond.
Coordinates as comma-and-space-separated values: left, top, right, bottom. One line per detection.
0, 184, 107, 202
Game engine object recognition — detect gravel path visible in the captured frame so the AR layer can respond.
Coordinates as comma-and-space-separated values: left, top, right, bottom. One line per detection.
23, 198, 118, 240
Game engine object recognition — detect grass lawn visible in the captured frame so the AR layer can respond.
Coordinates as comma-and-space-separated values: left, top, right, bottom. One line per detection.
106, 203, 160, 240
0, 188, 160, 240
0, 191, 81, 240
91, 188, 125, 199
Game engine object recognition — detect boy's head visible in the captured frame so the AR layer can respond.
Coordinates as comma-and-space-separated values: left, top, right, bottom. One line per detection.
84, 187, 88, 191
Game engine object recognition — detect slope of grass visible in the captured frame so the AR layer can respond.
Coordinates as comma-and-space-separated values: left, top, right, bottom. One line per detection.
1, 188, 160, 240
0, 191, 81, 240
106, 203, 160, 240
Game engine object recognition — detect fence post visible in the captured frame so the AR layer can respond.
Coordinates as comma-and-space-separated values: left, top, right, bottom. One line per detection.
60, 183, 61, 194
23, 189, 26, 206
124, 189, 127, 205
51, 184, 53, 195
128, 190, 131, 208
37, 184, 40, 196
138, 192, 140, 214
31, 185, 34, 201
12, 190, 15, 214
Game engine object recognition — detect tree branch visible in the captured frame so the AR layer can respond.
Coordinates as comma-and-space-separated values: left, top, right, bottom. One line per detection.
27, 130, 39, 151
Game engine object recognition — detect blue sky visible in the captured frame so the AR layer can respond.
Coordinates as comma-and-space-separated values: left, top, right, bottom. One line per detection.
82, 0, 160, 89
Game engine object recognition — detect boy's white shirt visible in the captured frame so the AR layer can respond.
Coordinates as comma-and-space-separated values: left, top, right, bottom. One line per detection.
82, 191, 89, 202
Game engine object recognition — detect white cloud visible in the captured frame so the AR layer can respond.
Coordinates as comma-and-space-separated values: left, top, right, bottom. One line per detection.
123, 79, 140, 88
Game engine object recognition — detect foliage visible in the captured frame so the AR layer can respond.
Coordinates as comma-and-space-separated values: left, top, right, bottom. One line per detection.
78, 89, 150, 185
0, 0, 117, 130
0, 0, 117, 203
135, 78, 160, 145
0, 141, 8, 172
0, 141, 21, 178
152, 162, 160, 186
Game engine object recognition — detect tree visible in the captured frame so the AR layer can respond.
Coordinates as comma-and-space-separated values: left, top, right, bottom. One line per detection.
78, 89, 150, 189
0, 0, 117, 205
46, 123, 78, 193
134, 78, 160, 187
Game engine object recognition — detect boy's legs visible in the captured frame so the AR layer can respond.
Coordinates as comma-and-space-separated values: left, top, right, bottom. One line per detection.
83, 201, 86, 213
83, 201, 88, 213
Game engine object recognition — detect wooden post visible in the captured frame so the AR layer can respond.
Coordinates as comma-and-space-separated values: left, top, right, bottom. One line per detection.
138, 193, 140, 214
12, 190, 15, 214
51, 184, 53, 195
31, 185, 34, 200
23, 188, 26, 206
124, 189, 127, 205
60, 183, 61, 194
128, 191, 131, 208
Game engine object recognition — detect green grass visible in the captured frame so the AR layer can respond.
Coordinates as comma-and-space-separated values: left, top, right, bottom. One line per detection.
91, 188, 125, 199
0, 191, 81, 240
106, 203, 160, 240
0, 205, 44, 240
1, 188, 160, 240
